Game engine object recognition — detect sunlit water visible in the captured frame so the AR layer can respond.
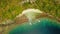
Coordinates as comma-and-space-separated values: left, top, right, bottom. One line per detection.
9, 18, 60, 34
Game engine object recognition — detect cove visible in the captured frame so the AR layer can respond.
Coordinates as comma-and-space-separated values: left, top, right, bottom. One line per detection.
9, 18, 60, 34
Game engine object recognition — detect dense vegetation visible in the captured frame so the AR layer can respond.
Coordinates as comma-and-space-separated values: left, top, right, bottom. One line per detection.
0, 0, 60, 22
0, 0, 60, 34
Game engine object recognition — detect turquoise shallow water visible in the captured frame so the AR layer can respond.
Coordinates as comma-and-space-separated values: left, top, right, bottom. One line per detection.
9, 18, 60, 34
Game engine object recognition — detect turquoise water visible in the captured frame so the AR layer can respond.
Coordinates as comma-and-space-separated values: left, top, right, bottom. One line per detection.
9, 18, 60, 34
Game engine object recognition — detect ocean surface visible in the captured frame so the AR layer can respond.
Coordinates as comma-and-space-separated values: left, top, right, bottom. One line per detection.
9, 18, 60, 34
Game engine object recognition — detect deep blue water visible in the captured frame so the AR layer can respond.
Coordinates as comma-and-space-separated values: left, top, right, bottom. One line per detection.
9, 18, 60, 34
